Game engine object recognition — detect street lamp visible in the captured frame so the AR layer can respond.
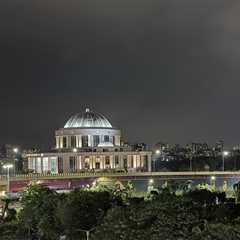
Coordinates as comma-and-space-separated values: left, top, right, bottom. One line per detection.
3, 164, 13, 192
73, 148, 77, 153
222, 151, 229, 171
210, 176, 216, 189
211, 176, 216, 181
155, 149, 160, 154
149, 178, 154, 184
13, 148, 18, 154
77, 228, 95, 240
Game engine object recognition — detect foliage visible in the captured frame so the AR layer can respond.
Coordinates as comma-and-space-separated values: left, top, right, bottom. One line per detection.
18, 184, 62, 240
192, 223, 240, 240
57, 188, 112, 239
92, 192, 202, 240
0, 222, 19, 240
4, 180, 240, 239
113, 181, 134, 204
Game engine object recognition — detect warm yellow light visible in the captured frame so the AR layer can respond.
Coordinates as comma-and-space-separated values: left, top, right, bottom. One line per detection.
3, 164, 13, 169
73, 148, 77, 153
211, 176, 216, 181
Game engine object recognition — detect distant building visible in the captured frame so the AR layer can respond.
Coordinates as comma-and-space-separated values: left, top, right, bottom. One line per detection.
0, 144, 22, 173
24, 108, 152, 173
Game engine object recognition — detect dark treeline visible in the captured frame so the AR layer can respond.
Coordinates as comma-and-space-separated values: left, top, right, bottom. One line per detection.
1, 180, 240, 240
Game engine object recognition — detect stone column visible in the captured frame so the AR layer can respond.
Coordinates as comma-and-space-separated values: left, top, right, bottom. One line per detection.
115, 135, 121, 146
119, 155, 123, 168
100, 156, 104, 169
56, 136, 59, 149
59, 137, 63, 148
133, 155, 137, 169
100, 135, 104, 145
110, 155, 114, 168
148, 154, 152, 172
77, 135, 82, 148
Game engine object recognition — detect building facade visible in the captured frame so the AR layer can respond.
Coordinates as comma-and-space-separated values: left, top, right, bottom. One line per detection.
24, 108, 152, 173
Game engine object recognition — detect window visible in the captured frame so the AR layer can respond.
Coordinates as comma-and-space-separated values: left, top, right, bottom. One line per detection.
71, 136, 76, 147
63, 137, 67, 148
144, 155, 148, 170
58, 157, 63, 173
115, 155, 119, 166
84, 157, 90, 169
69, 156, 77, 172
112, 136, 115, 145
104, 135, 110, 142
93, 135, 100, 147
82, 136, 88, 147
105, 156, 110, 165
42, 157, 48, 172
130, 155, 134, 168
36, 157, 42, 173
95, 162, 100, 169
50, 157, 57, 173
123, 156, 127, 169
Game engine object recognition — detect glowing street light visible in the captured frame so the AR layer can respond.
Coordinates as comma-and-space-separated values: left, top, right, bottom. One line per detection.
3, 164, 13, 192
155, 150, 160, 154
223, 151, 229, 156
211, 176, 216, 181
149, 179, 154, 184
13, 148, 18, 153
73, 148, 77, 153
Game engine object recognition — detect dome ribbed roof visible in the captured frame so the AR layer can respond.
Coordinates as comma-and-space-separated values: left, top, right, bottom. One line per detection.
64, 108, 112, 128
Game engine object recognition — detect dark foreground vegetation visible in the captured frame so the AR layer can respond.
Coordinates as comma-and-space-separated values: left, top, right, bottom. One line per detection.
1, 180, 240, 240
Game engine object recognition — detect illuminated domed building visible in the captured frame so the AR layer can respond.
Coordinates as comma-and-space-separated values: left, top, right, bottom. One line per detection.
25, 108, 152, 173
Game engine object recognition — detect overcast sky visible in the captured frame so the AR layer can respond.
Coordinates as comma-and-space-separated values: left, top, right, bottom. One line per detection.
1, 0, 240, 148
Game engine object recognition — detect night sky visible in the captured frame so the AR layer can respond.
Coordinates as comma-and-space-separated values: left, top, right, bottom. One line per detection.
1, 0, 240, 149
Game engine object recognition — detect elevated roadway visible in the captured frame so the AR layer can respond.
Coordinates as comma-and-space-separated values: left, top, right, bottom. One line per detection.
0, 171, 240, 192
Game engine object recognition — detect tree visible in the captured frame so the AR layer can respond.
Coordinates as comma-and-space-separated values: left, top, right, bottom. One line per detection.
57, 188, 112, 239
92, 193, 202, 240
18, 184, 62, 240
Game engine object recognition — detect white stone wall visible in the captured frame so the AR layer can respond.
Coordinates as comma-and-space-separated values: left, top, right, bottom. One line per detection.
25, 151, 152, 173
55, 128, 121, 149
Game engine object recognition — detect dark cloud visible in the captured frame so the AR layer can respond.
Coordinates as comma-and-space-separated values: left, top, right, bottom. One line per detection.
0, 0, 240, 148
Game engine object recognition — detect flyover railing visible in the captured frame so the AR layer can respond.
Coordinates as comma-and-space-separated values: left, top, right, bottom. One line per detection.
1, 171, 240, 181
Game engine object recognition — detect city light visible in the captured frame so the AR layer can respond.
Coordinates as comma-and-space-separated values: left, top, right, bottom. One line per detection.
149, 179, 154, 184
155, 150, 160, 154
3, 164, 13, 169
223, 151, 229, 156
211, 176, 216, 181
3, 164, 13, 192
73, 148, 77, 153
13, 148, 18, 153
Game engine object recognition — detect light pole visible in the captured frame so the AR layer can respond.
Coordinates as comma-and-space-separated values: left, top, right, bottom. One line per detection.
77, 228, 95, 240
154, 150, 160, 171
222, 151, 229, 171
3, 164, 13, 192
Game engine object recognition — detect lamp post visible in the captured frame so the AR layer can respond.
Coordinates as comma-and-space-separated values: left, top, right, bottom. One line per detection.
222, 151, 229, 171
3, 164, 13, 192
154, 150, 160, 172
77, 228, 95, 240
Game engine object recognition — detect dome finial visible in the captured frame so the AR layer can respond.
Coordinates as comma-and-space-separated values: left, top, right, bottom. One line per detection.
85, 108, 90, 112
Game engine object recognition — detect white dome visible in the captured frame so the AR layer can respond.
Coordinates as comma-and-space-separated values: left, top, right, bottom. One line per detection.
64, 108, 112, 129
